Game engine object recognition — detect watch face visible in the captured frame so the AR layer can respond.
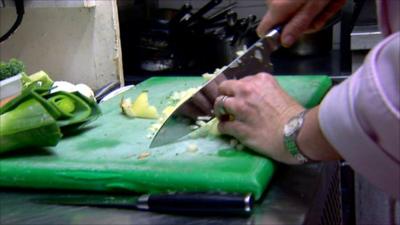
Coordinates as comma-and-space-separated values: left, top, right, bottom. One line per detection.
284, 118, 301, 136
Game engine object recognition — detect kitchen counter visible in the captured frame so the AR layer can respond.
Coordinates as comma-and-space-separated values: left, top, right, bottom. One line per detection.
0, 161, 340, 225
1, 47, 345, 224
125, 49, 351, 85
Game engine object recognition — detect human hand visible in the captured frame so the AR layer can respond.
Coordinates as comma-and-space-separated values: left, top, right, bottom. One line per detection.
214, 73, 305, 164
176, 73, 227, 120
256, 0, 346, 47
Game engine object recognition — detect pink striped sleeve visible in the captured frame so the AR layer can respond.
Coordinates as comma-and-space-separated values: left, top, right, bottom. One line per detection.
377, 0, 400, 36
319, 32, 400, 198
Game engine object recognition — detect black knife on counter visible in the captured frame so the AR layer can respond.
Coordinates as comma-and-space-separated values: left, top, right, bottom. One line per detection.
33, 192, 254, 216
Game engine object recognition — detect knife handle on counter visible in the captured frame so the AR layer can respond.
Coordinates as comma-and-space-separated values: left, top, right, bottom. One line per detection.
137, 192, 253, 215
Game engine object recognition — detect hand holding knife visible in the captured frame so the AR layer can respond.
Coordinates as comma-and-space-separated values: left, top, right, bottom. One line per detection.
150, 26, 282, 148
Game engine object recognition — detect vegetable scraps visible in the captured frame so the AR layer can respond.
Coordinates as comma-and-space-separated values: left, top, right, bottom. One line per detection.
120, 91, 159, 119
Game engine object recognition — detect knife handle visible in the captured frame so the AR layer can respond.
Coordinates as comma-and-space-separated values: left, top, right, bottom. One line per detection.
263, 26, 283, 52
136, 193, 253, 215
273, 25, 283, 34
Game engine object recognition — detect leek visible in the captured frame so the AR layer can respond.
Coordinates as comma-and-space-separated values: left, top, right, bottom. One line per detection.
0, 98, 62, 154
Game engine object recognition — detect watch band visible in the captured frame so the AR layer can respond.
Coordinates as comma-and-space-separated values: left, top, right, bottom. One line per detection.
283, 109, 309, 164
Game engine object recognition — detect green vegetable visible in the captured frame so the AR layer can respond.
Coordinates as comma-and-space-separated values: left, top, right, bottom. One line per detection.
21, 71, 54, 89
0, 84, 101, 154
46, 92, 96, 127
49, 95, 76, 117
0, 98, 62, 154
0, 58, 25, 81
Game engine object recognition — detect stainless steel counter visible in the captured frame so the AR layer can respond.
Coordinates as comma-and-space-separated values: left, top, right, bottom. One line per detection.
0, 162, 340, 225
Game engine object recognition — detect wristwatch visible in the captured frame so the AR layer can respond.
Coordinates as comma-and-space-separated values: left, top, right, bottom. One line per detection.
283, 110, 309, 164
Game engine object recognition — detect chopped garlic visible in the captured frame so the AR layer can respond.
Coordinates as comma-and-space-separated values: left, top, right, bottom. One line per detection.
120, 97, 136, 117
202, 73, 215, 81
190, 125, 200, 130
230, 61, 239, 68
229, 139, 239, 147
235, 46, 248, 57
202, 67, 227, 80
255, 42, 264, 49
236, 144, 245, 151
186, 144, 198, 153
137, 151, 151, 160
195, 120, 207, 127
236, 50, 245, 57
197, 116, 212, 121
254, 49, 263, 62
145, 72, 225, 138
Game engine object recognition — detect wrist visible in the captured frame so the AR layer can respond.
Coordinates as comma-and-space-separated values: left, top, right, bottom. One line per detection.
283, 108, 313, 164
296, 106, 342, 161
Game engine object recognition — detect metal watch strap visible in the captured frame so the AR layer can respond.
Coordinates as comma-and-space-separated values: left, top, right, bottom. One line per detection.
283, 109, 309, 164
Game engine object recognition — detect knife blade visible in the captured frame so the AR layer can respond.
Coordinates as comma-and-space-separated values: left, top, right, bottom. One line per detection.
33, 192, 253, 215
150, 27, 281, 148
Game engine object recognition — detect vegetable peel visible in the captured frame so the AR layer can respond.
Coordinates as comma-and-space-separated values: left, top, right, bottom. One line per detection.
121, 91, 159, 119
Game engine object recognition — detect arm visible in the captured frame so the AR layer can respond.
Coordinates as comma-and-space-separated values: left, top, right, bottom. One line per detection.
297, 106, 341, 161
319, 32, 400, 198
214, 32, 399, 198
214, 73, 342, 165
215, 0, 399, 198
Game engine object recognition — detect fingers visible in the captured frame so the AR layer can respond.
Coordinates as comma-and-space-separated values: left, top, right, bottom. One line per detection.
256, 11, 279, 38
214, 95, 229, 117
213, 95, 247, 121
202, 79, 220, 106
310, 0, 346, 31
218, 80, 239, 97
215, 73, 275, 120
256, 0, 303, 38
182, 75, 229, 119
257, 0, 339, 47
215, 80, 249, 120
213, 80, 238, 119
191, 91, 213, 115
281, 0, 330, 47
218, 120, 249, 140
178, 101, 206, 120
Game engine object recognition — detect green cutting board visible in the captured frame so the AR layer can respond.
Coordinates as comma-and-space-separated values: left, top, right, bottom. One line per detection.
0, 76, 331, 200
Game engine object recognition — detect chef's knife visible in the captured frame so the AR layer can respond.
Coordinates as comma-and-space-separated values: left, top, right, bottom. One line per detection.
150, 27, 282, 148
34, 192, 253, 215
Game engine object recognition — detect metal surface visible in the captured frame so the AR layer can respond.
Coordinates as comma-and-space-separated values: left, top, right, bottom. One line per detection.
0, 162, 341, 225
351, 25, 382, 50
284, 27, 333, 56
150, 28, 281, 148
34, 195, 139, 209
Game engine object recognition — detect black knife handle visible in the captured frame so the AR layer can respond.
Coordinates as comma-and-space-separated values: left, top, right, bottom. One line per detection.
273, 25, 283, 34
136, 193, 253, 215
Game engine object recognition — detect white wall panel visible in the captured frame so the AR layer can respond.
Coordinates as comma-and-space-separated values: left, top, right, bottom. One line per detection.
2, 0, 96, 8
0, 0, 123, 89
